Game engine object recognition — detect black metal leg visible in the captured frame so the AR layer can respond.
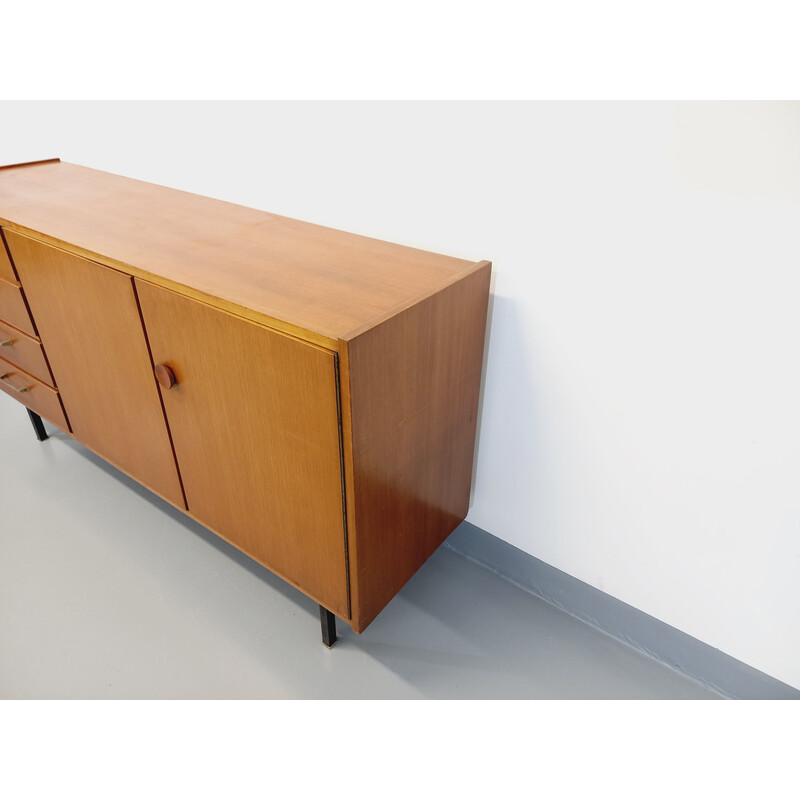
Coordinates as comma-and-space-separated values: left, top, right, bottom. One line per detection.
27, 409, 48, 441
320, 605, 337, 648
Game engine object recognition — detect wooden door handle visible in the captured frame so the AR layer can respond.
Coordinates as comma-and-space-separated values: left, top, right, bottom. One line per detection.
154, 363, 177, 389
0, 372, 30, 392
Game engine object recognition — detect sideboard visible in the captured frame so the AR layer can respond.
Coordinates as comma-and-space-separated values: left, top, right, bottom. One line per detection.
0, 158, 491, 646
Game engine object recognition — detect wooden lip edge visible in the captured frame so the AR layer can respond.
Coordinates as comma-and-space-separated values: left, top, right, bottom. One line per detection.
0, 221, 340, 352
0, 158, 61, 172
340, 259, 493, 343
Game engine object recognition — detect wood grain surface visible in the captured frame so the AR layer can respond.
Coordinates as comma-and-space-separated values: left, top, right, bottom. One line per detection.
0, 277, 37, 337
0, 161, 479, 348
0, 318, 55, 386
0, 355, 69, 431
135, 280, 349, 618
0, 230, 17, 282
0, 161, 493, 636
340, 261, 491, 632
5, 230, 185, 508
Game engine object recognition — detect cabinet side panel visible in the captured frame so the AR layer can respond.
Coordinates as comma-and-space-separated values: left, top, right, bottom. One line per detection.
136, 281, 349, 618
4, 230, 186, 507
344, 262, 491, 632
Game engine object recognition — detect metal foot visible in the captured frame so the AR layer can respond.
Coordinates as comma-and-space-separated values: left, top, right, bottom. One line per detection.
320, 605, 337, 648
27, 409, 48, 441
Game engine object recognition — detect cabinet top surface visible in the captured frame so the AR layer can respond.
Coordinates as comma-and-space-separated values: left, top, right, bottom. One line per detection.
0, 160, 483, 346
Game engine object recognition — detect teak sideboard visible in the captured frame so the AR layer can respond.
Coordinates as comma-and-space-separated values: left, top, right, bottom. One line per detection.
0, 159, 491, 646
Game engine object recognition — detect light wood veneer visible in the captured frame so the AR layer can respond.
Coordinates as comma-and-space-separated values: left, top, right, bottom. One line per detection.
0, 161, 477, 349
0, 230, 17, 282
0, 355, 68, 431
0, 318, 54, 386
0, 159, 491, 639
136, 280, 349, 618
0, 277, 37, 338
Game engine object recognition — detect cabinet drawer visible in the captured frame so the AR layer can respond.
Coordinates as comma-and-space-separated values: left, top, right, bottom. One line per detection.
0, 355, 68, 431
0, 235, 17, 283
0, 319, 54, 387
0, 278, 37, 337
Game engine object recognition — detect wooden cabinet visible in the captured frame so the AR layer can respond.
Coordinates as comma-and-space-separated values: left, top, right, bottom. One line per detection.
0, 158, 491, 642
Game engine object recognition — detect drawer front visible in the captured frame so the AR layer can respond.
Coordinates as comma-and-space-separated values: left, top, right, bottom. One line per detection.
0, 319, 54, 387
0, 355, 68, 431
0, 278, 37, 337
0, 233, 17, 283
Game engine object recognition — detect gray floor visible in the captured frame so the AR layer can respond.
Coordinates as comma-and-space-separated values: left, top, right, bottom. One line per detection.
0, 395, 719, 699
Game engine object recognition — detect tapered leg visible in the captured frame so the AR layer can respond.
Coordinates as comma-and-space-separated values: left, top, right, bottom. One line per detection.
319, 605, 337, 648
27, 409, 48, 441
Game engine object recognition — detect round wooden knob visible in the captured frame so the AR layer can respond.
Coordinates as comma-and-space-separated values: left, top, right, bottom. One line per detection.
154, 363, 177, 389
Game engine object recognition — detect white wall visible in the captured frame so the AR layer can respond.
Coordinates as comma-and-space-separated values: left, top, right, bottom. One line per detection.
3, 101, 798, 689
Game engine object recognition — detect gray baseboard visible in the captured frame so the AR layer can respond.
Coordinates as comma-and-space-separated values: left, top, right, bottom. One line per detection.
445, 522, 799, 700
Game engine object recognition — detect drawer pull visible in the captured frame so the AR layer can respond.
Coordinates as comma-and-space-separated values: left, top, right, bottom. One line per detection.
154, 363, 177, 389
1, 338, 13, 346
0, 372, 31, 392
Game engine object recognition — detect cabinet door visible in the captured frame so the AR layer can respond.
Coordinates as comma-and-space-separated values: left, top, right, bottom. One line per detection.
135, 281, 348, 617
5, 231, 185, 507
0, 231, 18, 283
